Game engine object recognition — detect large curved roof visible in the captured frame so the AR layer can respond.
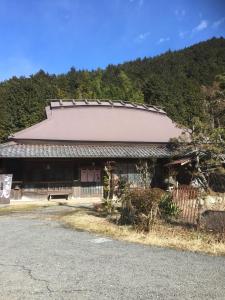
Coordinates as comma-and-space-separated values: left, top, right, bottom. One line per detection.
10, 99, 182, 143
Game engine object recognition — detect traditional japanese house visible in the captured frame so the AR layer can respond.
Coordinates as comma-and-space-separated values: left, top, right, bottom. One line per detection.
0, 100, 182, 200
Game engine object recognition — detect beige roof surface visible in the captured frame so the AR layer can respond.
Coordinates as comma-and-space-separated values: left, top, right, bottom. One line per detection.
10, 100, 182, 143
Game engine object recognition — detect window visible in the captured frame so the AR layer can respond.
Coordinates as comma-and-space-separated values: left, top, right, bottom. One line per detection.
117, 163, 141, 186
80, 168, 101, 183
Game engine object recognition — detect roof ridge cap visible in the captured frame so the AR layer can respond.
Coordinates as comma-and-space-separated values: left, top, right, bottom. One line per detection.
48, 99, 166, 114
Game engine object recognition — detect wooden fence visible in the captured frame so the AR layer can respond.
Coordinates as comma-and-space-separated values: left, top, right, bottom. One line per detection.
172, 186, 200, 225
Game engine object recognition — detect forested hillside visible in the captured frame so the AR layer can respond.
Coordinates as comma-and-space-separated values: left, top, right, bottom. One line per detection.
0, 37, 225, 142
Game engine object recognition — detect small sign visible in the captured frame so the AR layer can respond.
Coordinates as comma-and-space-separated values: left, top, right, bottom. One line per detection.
0, 174, 13, 204
87, 169, 95, 182
94, 169, 101, 182
80, 168, 101, 183
81, 169, 88, 182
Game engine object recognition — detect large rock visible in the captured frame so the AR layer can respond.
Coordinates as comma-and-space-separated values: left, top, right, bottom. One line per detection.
200, 194, 225, 211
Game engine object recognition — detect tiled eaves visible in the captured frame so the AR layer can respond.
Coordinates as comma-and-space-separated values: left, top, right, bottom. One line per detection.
0, 142, 171, 158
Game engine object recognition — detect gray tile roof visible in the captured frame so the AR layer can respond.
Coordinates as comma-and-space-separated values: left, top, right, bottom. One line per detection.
0, 142, 171, 158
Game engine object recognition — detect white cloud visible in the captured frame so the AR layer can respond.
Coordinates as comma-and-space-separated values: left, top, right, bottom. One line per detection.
138, 0, 144, 7
212, 17, 225, 28
179, 31, 188, 38
174, 9, 186, 19
158, 37, 170, 44
129, 0, 144, 7
134, 31, 150, 42
193, 20, 208, 32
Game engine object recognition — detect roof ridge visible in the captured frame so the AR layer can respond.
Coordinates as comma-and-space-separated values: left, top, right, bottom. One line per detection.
48, 99, 166, 114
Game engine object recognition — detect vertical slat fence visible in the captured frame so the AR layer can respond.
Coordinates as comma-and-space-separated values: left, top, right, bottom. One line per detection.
172, 186, 200, 224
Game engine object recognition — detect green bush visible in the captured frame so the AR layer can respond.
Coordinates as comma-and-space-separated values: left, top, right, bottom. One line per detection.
115, 177, 128, 199
101, 198, 117, 215
159, 193, 180, 220
119, 187, 165, 231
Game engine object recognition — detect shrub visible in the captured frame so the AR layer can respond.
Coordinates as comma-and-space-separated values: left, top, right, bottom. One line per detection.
115, 176, 128, 199
103, 174, 110, 199
101, 198, 117, 215
159, 193, 180, 220
119, 187, 165, 232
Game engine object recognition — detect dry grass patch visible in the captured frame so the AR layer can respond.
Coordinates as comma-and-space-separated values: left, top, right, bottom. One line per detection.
60, 208, 225, 256
0, 201, 58, 215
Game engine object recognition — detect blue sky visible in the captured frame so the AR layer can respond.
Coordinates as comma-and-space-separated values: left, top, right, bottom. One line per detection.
0, 0, 224, 81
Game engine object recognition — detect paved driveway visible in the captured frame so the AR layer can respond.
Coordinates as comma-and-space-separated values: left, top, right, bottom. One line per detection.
0, 206, 225, 300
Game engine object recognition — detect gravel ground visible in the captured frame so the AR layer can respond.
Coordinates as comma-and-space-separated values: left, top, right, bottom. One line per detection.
0, 205, 225, 300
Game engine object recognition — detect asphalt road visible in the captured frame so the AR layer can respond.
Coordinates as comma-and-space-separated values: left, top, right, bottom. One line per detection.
0, 206, 225, 300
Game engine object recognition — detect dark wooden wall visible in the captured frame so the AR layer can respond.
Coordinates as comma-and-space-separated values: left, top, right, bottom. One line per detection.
1, 158, 166, 200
